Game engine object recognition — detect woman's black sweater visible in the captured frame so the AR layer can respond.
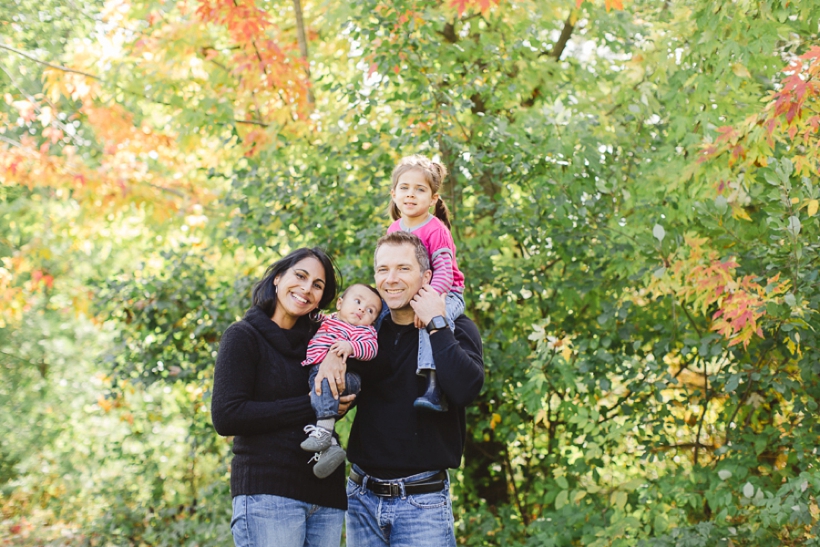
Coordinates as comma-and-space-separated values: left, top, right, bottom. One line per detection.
211, 306, 346, 510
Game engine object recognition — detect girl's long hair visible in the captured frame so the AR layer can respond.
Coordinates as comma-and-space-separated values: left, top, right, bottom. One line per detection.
389, 155, 452, 230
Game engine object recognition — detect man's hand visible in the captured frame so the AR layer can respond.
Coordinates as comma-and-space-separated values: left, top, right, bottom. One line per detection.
314, 352, 347, 399
338, 394, 356, 416
410, 284, 447, 328
329, 340, 354, 360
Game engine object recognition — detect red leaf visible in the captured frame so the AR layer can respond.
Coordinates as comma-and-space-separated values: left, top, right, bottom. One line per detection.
451, 0, 469, 16
800, 46, 820, 61
785, 103, 800, 123
716, 125, 737, 144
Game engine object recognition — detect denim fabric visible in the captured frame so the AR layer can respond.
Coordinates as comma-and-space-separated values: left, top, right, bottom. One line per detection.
345, 466, 456, 547
417, 292, 466, 372
308, 366, 362, 420
374, 299, 390, 331
231, 494, 344, 547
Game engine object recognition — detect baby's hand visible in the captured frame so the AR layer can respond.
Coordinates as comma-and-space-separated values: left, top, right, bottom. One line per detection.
414, 313, 425, 329
329, 341, 354, 360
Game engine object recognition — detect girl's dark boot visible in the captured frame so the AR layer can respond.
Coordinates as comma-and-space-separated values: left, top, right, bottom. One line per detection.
413, 370, 448, 412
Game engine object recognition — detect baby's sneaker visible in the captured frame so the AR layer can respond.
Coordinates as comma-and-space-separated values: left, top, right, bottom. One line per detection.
300, 425, 332, 452
311, 444, 346, 479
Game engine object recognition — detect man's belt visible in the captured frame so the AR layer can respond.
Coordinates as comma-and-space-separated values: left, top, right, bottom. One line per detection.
349, 469, 447, 497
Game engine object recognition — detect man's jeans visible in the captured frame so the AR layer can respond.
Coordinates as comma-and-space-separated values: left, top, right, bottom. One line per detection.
231, 494, 343, 547
345, 466, 456, 547
308, 367, 362, 420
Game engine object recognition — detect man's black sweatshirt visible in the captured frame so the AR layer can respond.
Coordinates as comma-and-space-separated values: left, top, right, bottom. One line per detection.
347, 315, 484, 479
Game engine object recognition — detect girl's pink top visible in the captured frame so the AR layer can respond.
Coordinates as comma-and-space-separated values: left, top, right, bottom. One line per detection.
387, 215, 465, 295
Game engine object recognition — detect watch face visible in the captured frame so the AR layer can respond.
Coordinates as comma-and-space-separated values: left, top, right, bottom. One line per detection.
429, 316, 447, 330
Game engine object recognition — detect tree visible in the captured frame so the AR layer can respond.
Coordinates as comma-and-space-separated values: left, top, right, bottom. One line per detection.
2, 0, 819, 544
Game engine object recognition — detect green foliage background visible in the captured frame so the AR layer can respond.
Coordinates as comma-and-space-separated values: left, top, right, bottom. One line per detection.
1, 0, 819, 545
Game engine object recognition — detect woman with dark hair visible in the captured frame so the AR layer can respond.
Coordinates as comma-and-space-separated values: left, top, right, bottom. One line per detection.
212, 247, 352, 547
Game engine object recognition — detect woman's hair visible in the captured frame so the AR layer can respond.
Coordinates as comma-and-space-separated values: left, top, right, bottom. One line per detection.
252, 247, 339, 320
389, 155, 452, 230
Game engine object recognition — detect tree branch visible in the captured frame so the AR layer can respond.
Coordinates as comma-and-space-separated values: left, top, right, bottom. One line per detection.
0, 43, 103, 81
1, 43, 269, 128
547, 14, 575, 60
502, 444, 529, 526
292, 0, 315, 105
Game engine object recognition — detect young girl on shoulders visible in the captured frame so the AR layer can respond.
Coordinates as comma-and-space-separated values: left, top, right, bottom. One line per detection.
386, 154, 465, 412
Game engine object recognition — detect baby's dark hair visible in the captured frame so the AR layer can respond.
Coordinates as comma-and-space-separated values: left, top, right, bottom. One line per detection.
341, 283, 382, 306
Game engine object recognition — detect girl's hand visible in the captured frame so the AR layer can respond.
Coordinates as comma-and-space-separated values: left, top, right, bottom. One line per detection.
414, 313, 425, 329
329, 341, 354, 360
314, 352, 347, 399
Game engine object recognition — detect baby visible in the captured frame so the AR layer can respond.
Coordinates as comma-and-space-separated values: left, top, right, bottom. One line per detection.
301, 283, 382, 478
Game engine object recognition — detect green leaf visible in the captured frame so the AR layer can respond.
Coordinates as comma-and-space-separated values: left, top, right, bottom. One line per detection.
555, 490, 569, 509
653, 224, 666, 243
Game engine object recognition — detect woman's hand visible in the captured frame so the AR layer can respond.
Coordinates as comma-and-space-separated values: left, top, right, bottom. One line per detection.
314, 351, 347, 399
337, 393, 356, 416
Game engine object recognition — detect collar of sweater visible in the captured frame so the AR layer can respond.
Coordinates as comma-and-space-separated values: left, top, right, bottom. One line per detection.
243, 305, 314, 359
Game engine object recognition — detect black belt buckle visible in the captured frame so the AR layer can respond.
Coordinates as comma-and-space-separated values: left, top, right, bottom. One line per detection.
378, 482, 401, 498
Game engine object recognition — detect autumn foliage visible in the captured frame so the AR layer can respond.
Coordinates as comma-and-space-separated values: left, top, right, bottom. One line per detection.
2, 0, 819, 545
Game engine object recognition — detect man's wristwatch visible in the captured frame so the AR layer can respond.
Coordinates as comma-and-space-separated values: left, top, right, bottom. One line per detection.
425, 315, 448, 333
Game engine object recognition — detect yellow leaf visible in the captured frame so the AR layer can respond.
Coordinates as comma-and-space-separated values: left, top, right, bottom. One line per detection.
775, 451, 788, 470
562, 345, 573, 362
731, 205, 751, 221
808, 199, 819, 217
732, 63, 751, 78
790, 197, 799, 205
611, 490, 628, 510
490, 413, 502, 430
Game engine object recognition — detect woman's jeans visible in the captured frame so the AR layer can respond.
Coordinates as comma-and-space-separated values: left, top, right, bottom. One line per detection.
231, 494, 343, 547
417, 292, 465, 372
345, 465, 456, 547
308, 367, 362, 420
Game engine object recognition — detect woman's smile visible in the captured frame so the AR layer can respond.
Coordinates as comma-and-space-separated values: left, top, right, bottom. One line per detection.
272, 257, 326, 328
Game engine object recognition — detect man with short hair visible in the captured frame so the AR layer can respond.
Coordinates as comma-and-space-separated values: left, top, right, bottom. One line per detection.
316, 231, 484, 546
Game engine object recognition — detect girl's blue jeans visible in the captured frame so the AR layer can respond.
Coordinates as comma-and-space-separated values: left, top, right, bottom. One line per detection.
417, 292, 465, 373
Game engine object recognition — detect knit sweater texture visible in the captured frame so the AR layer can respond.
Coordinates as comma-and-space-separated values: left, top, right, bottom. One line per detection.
211, 305, 347, 510
347, 314, 484, 479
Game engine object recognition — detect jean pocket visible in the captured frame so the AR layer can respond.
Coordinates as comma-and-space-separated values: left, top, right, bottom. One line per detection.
346, 478, 362, 498
407, 489, 448, 509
